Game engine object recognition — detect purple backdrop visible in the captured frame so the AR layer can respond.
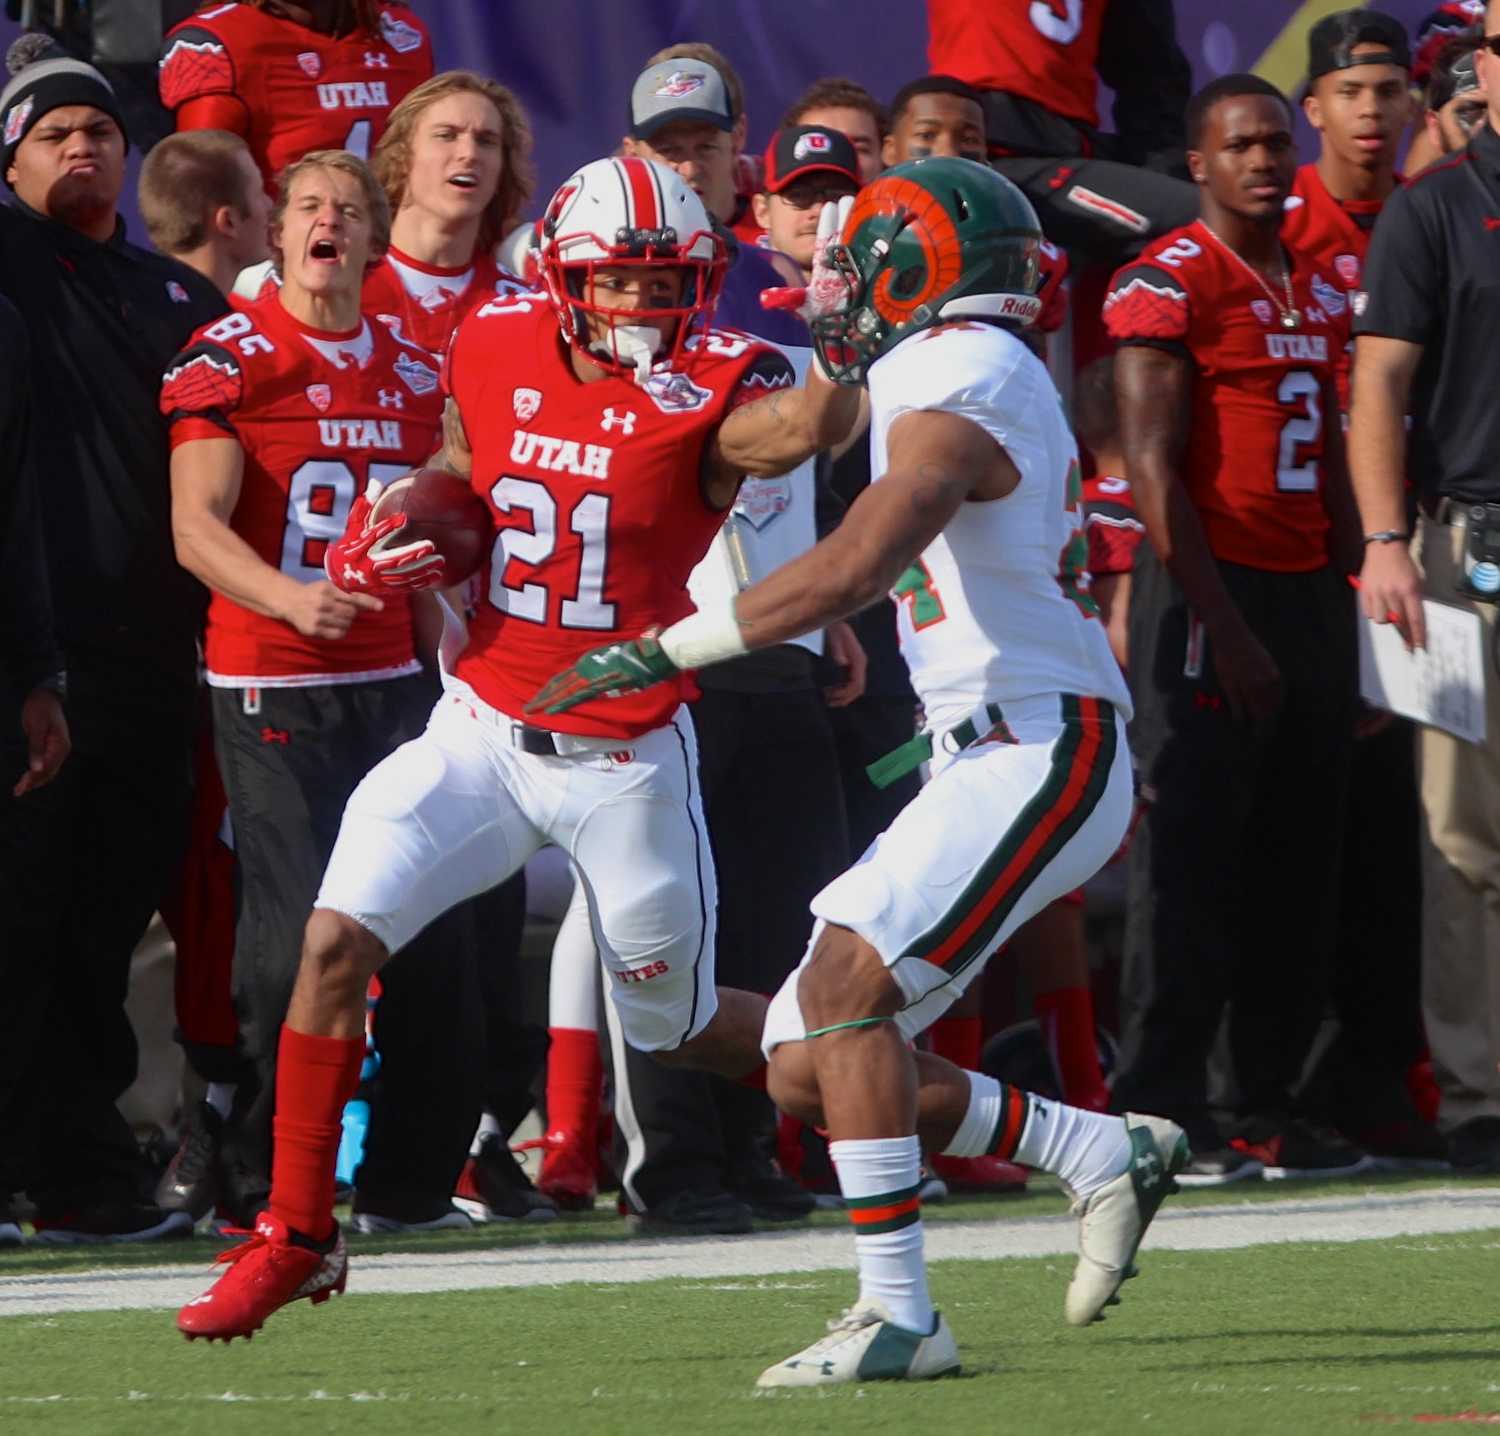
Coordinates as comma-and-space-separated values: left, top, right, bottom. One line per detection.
0, 2, 1449, 231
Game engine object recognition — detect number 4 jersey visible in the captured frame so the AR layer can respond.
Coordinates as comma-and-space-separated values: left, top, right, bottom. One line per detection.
443, 294, 792, 739
868, 322, 1130, 732
162, 292, 444, 686
1104, 221, 1350, 572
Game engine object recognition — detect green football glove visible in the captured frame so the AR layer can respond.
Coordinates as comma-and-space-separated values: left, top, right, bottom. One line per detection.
526, 635, 680, 716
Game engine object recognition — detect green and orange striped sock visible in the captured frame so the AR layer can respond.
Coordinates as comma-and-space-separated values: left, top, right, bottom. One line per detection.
829, 1135, 934, 1333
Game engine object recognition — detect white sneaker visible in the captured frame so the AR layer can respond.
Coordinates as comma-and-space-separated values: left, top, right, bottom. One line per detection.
349, 1206, 472, 1235
756, 1300, 960, 1388
1064, 1112, 1189, 1327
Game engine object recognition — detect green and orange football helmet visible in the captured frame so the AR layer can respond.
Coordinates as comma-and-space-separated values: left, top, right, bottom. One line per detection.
811, 157, 1044, 385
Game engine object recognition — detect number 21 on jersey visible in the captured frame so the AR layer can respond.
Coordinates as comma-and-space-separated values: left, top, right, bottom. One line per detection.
488, 477, 615, 630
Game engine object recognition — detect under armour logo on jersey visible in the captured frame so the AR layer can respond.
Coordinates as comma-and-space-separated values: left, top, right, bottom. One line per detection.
342, 564, 368, 586
364, 50, 390, 68
600, 407, 637, 434
378, 388, 405, 409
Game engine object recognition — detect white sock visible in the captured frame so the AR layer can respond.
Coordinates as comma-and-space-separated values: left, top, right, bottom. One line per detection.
944, 1071, 1130, 1201
205, 1082, 236, 1120
472, 1110, 502, 1157
829, 1135, 934, 1333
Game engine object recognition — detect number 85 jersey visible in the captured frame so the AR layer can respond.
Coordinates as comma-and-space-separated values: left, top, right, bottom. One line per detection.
162, 292, 445, 686
443, 294, 792, 739
1104, 220, 1350, 573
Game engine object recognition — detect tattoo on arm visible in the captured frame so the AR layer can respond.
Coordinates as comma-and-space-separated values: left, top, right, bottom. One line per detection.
441, 398, 473, 478
908, 461, 970, 516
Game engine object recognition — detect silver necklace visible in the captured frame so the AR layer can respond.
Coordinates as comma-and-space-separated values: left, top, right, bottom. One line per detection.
1198, 221, 1301, 329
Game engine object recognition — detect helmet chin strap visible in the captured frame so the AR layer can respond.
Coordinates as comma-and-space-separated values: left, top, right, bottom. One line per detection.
590, 323, 660, 385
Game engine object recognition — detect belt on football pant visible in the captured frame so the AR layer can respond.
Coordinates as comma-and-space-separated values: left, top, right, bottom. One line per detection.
865, 701, 1007, 790
446, 695, 625, 757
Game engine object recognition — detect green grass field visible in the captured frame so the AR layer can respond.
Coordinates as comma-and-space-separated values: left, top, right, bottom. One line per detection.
2, 1220, 1495, 1434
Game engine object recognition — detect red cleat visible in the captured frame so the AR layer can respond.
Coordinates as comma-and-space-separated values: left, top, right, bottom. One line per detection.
514, 1128, 598, 1211
176, 1212, 346, 1342
928, 1153, 1030, 1193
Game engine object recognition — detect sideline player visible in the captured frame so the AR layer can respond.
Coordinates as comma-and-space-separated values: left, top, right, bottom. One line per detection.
365, 70, 534, 357
174, 155, 862, 1339
533, 160, 1189, 1385
160, 0, 434, 186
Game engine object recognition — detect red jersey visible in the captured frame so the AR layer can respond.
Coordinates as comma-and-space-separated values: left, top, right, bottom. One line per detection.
1281, 164, 1388, 409
160, 2, 434, 187
443, 292, 794, 738
362, 246, 531, 360
1081, 472, 1143, 576
928, 0, 1107, 128
162, 293, 444, 684
1104, 221, 1350, 573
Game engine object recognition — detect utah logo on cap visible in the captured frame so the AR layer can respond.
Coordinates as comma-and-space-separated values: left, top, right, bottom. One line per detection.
4, 95, 33, 147
655, 71, 704, 99
513, 386, 542, 423
793, 132, 832, 161
305, 384, 333, 413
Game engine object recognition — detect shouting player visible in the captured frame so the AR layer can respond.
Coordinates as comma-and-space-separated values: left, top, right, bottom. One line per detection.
365, 70, 534, 358
160, 0, 434, 187
174, 154, 862, 1339
532, 160, 1189, 1386
165, 149, 484, 1231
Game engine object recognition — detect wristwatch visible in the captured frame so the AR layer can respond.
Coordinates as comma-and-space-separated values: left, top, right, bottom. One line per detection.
1362, 530, 1410, 545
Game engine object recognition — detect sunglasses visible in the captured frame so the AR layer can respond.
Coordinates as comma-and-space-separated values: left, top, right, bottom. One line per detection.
1485, 35, 1500, 55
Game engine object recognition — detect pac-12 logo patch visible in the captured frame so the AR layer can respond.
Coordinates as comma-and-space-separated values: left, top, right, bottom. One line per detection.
305, 384, 333, 413
1250, 299, 1274, 326
1334, 253, 1360, 287
296, 51, 321, 77
512, 387, 542, 422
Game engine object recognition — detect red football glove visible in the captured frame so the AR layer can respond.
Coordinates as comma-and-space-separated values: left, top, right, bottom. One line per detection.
760, 195, 856, 322
1035, 240, 1070, 335
325, 493, 446, 594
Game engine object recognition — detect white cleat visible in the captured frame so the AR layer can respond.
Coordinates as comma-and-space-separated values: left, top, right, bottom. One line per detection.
756, 1300, 960, 1388
1064, 1112, 1190, 1327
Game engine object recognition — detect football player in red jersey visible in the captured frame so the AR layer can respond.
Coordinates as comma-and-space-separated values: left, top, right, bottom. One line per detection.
1284, 8, 1412, 406
160, 0, 435, 191
1104, 75, 1366, 1187
172, 154, 859, 1341
364, 70, 535, 359
926, 0, 1197, 259
164, 149, 485, 1235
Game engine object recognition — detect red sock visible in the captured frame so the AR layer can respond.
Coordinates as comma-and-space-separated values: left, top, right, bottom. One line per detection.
270, 1026, 364, 1241
1034, 986, 1109, 1111
545, 1027, 602, 1137
930, 1015, 982, 1074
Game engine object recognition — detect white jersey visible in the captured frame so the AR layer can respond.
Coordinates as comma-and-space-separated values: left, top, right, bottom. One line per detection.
868, 322, 1132, 730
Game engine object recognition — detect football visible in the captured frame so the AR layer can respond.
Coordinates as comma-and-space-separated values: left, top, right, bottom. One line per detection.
370, 468, 493, 586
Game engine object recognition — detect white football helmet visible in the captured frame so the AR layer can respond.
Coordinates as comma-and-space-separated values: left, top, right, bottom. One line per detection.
538, 155, 726, 382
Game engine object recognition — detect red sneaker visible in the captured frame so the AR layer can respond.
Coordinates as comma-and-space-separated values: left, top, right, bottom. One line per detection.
514, 1129, 597, 1211
177, 1212, 346, 1342
928, 1153, 1030, 1193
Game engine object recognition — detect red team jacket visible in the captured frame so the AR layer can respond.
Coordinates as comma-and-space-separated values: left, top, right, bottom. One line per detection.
1104, 221, 1350, 573
162, 293, 444, 684
441, 292, 794, 739
160, 1, 434, 181
363, 247, 531, 359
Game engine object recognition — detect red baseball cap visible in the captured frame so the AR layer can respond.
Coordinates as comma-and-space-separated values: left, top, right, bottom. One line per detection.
763, 125, 861, 194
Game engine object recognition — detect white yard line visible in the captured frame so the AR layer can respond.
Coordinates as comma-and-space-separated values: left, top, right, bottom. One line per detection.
1, 1187, 1495, 1318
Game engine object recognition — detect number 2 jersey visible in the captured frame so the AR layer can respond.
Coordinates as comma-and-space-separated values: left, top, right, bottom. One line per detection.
161, 292, 444, 685
1104, 222, 1350, 572
867, 321, 1130, 731
160, 1, 434, 182
442, 294, 793, 739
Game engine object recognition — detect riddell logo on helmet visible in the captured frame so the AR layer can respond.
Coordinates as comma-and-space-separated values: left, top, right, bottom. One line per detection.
655, 72, 704, 99
793, 132, 832, 161
999, 295, 1042, 321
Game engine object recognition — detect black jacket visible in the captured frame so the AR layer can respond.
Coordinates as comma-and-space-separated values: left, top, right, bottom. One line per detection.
0, 199, 224, 672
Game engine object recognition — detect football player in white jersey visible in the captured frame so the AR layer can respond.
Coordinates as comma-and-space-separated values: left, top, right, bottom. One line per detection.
532, 159, 1189, 1388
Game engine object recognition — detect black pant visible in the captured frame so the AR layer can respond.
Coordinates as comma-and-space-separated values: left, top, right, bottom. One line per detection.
210, 674, 482, 1218
607, 684, 849, 1209
828, 694, 921, 859
1111, 548, 1357, 1142
0, 651, 196, 1210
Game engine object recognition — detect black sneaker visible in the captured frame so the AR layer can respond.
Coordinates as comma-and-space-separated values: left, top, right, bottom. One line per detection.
1449, 1117, 1500, 1174
1231, 1117, 1374, 1180
625, 1188, 753, 1236
453, 1134, 558, 1223
727, 1155, 816, 1222
1349, 1117, 1450, 1172
30, 1202, 193, 1244
1174, 1147, 1264, 1188
155, 1101, 224, 1221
